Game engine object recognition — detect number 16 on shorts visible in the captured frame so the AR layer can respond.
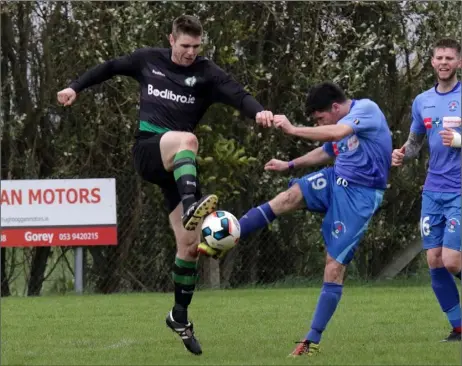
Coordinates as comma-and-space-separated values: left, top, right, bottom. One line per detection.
420, 216, 430, 237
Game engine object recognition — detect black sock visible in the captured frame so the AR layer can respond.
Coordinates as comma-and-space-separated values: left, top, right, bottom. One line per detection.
173, 150, 197, 213
172, 256, 198, 324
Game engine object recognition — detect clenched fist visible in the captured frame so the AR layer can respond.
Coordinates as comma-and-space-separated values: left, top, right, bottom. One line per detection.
391, 146, 406, 167
273, 115, 296, 135
256, 110, 274, 128
57, 88, 77, 106
264, 158, 289, 172
439, 128, 460, 147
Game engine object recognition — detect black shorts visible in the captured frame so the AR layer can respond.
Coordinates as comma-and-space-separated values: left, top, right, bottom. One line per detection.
132, 134, 202, 213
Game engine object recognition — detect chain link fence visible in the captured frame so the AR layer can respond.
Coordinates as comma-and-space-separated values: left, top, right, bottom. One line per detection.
2, 151, 426, 297
2, 0, 450, 297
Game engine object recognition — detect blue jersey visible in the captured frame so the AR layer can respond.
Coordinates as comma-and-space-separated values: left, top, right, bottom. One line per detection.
410, 82, 461, 192
322, 99, 392, 189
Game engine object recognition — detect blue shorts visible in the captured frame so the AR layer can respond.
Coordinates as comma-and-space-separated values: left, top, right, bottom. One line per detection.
421, 191, 461, 251
289, 167, 384, 265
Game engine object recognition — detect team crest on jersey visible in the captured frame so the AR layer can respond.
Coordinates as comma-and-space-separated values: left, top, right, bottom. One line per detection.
347, 135, 359, 150
185, 76, 197, 87
447, 218, 460, 233
332, 221, 346, 239
332, 136, 359, 155
448, 100, 459, 112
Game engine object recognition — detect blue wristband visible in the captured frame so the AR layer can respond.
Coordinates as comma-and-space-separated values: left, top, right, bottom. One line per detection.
288, 161, 295, 170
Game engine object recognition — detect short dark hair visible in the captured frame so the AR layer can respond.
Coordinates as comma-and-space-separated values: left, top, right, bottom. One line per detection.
172, 15, 203, 38
433, 38, 461, 55
305, 82, 347, 116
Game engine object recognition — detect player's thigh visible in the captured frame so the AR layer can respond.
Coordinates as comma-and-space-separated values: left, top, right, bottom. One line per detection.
132, 134, 168, 183
322, 184, 384, 265
159, 131, 199, 171
442, 192, 461, 252
420, 191, 445, 250
288, 167, 333, 213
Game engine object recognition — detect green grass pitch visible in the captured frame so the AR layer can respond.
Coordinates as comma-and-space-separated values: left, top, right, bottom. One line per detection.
1, 284, 460, 365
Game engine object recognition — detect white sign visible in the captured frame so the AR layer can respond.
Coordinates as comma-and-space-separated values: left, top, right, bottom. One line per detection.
0, 178, 117, 227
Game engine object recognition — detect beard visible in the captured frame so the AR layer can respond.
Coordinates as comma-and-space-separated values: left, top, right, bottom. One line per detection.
437, 69, 457, 82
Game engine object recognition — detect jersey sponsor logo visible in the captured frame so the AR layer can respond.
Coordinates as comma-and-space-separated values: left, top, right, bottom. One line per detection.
448, 100, 459, 112
424, 117, 432, 129
332, 143, 339, 156
332, 142, 347, 154
332, 221, 346, 239
443, 116, 461, 128
424, 117, 442, 129
147, 85, 195, 104
423, 105, 435, 109
152, 69, 165, 77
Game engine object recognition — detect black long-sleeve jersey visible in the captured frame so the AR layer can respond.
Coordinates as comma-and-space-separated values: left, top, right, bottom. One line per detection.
69, 47, 264, 137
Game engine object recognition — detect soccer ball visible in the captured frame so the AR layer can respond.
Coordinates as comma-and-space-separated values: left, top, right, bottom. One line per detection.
201, 210, 240, 251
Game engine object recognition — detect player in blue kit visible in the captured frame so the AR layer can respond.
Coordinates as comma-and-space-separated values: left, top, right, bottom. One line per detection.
200, 82, 392, 356
392, 38, 461, 342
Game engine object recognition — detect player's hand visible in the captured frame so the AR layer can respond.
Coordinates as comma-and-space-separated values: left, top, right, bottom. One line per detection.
256, 110, 274, 128
274, 115, 295, 135
57, 88, 77, 106
439, 128, 456, 146
264, 158, 289, 172
391, 146, 406, 167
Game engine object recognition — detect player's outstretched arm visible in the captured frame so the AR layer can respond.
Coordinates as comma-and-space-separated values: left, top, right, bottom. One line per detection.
210, 65, 273, 127
273, 114, 352, 142
392, 131, 426, 167
57, 49, 144, 106
264, 147, 333, 172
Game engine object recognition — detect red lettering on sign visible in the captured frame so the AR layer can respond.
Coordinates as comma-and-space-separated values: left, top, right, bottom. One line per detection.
0, 189, 23, 205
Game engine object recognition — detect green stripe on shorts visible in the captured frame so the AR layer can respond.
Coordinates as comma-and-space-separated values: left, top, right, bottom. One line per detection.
139, 120, 171, 134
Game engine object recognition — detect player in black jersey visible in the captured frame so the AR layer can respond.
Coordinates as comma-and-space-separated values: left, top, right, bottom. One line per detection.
57, 15, 273, 355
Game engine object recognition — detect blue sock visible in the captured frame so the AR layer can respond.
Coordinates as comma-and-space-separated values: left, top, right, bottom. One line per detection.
454, 272, 461, 280
238, 202, 276, 240
306, 282, 343, 344
430, 267, 461, 329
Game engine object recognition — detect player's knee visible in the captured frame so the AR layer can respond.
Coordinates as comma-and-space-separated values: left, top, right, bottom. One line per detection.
324, 258, 345, 284
442, 249, 461, 274
174, 225, 200, 253
272, 189, 301, 214
177, 236, 200, 259
426, 248, 443, 268
178, 132, 199, 153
